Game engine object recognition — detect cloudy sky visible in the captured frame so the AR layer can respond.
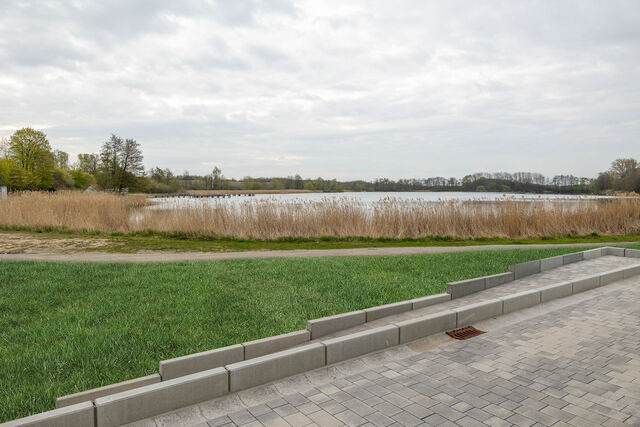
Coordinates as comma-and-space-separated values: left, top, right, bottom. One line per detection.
0, 1, 638, 180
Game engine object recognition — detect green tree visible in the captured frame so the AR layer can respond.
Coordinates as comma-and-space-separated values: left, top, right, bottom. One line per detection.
52, 167, 74, 189
99, 135, 124, 189
211, 166, 223, 190
8, 128, 54, 189
77, 153, 99, 174
70, 170, 96, 189
53, 150, 69, 169
461, 175, 474, 190
0, 158, 12, 187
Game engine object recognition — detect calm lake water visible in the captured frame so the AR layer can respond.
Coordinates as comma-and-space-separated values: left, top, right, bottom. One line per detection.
151, 191, 611, 209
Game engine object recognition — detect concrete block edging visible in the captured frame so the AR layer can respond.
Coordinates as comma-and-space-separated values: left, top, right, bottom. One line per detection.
159, 344, 243, 381
322, 325, 399, 365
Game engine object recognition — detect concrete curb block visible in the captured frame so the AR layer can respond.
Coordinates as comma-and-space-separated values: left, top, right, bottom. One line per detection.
227, 343, 325, 392
56, 373, 160, 408
623, 265, 640, 279
243, 330, 310, 360
446, 277, 485, 299
541, 255, 563, 271
159, 344, 243, 381
365, 301, 412, 322
306, 311, 366, 339
583, 248, 603, 260
0, 402, 94, 427
94, 368, 228, 427
455, 299, 503, 327
599, 269, 625, 286
562, 251, 584, 265
395, 311, 457, 344
625, 248, 640, 258
571, 275, 600, 293
411, 293, 451, 309
539, 281, 572, 303
323, 325, 399, 364
509, 259, 540, 279
485, 272, 514, 289
604, 247, 625, 257
501, 289, 541, 314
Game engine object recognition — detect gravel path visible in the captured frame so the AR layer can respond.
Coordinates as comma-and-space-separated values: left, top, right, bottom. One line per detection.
0, 242, 631, 263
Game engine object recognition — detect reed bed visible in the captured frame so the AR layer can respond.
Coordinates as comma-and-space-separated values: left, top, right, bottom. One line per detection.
1, 191, 640, 239
0, 191, 149, 233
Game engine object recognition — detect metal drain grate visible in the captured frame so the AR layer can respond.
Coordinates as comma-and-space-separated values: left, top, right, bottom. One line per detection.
446, 326, 485, 340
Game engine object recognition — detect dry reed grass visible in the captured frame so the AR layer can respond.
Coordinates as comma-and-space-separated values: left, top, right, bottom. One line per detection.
1, 191, 640, 239
0, 192, 148, 233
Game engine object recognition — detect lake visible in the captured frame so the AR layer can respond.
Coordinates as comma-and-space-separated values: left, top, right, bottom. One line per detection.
151, 191, 611, 209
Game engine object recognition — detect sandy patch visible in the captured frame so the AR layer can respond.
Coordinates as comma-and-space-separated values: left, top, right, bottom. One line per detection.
0, 232, 112, 254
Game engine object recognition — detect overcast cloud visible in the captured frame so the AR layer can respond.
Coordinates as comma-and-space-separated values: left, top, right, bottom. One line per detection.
0, 0, 639, 179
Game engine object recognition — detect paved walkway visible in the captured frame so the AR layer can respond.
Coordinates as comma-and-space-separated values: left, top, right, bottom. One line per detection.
313, 255, 640, 341
131, 256, 640, 426
0, 242, 633, 263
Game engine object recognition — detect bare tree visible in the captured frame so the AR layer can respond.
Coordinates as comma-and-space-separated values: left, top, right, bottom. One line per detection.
0, 136, 9, 157
99, 134, 144, 191
610, 158, 638, 178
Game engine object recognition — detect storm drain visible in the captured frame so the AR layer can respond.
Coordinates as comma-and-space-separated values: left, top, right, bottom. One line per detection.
446, 326, 485, 340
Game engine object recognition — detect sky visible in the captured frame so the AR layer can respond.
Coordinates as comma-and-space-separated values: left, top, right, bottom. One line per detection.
0, 0, 639, 180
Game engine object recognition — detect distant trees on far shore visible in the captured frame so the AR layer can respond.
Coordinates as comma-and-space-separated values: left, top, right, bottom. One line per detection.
140, 160, 638, 195
0, 127, 638, 195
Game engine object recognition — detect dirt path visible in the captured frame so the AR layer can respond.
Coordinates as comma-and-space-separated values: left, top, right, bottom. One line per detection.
0, 241, 629, 263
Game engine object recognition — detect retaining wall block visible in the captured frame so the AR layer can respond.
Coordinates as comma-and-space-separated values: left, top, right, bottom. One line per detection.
455, 299, 503, 327
604, 247, 625, 257
484, 272, 514, 289
539, 281, 573, 303
306, 311, 366, 339
509, 260, 540, 279
159, 344, 243, 381
623, 265, 640, 279
227, 343, 326, 393
411, 293, 451, 310
243, 330, 310, 360
365, 301, 412, 322
323, 325, 399, 365
625, 248, 640, 258
540, 256, 563, 271
501, 289, 541, 314
395, 311, 457, 344
446, 277, 485, 299
582, 248, 603, 260
599, 269, 625, 286
95, 367, 228, 427
572, 275, 600, 293
56, 373, 160, 408
562, 252, 584, 265
1, 402, 94, 427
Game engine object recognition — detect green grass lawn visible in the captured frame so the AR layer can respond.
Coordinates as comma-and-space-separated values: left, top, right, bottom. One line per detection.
1, 245, 638, 421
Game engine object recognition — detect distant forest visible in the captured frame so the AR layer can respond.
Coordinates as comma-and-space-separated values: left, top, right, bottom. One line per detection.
1, 128, 638, 195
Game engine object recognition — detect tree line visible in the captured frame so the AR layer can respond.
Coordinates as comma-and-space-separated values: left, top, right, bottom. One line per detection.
0, 127, 638, 195
0, 128, 144, 192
